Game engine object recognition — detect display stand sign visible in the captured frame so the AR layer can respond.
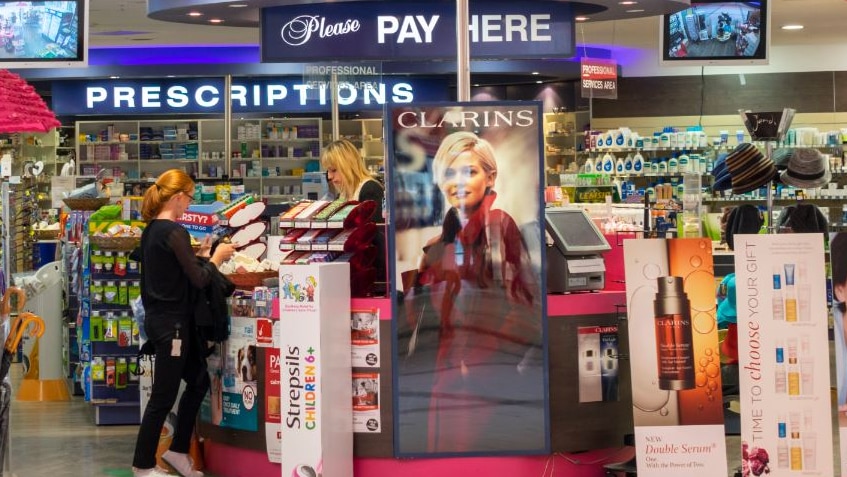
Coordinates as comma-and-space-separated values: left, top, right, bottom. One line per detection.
580, 58, 617, 100
623, 238, 727, 476
389, 101, 549, 456
735, 234, 832, 476
279, 263, 352, 477
577, 325, 619, 403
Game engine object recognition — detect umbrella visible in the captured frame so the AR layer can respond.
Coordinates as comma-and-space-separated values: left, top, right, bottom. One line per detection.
0, 69, 61, 133
0, 287, 43, 382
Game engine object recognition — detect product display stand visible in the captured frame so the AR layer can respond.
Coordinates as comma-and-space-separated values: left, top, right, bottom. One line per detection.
279, 262, 352, 477
739, 108, 795, 231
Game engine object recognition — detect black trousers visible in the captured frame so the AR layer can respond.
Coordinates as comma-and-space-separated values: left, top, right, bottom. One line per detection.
132, 312, 209, 470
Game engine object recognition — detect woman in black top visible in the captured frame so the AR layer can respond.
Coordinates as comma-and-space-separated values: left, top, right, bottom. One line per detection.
321, 139, 386, 285
132, 169, 234, 477
321, 138, 384, 221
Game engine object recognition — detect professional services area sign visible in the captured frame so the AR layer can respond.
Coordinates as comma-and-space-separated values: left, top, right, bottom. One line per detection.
261, 1, 573, 62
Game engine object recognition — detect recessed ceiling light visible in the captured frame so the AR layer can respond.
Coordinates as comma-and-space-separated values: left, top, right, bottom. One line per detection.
110, 76, 120, 79
532, 71, 540, 75
536, 80, 543, 84
781, 24, 804, 30
473, 84, 480, 87
626, 9, 645, 13
575, 16, 589, 22
228, 3, 249, 7
619, 1, 638, 4
209, 18, 224, 23
187, 11, 203, 17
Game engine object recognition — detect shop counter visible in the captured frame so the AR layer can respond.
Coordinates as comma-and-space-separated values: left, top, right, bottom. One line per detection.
205, 292, 631, 477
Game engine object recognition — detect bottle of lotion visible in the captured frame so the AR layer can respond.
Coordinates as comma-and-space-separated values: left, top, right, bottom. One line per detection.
601, 152, 615, 174
633, 152, 645, 176
624, 153, 634, 174
654, 276, 695, 390
616, 157, 625, 175
583, 156, 595, 174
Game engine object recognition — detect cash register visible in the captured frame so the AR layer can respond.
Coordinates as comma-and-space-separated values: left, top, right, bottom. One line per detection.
545, 207, 611, 293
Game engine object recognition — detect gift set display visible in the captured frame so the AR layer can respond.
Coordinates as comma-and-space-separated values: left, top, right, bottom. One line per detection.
275, 198, 379, 297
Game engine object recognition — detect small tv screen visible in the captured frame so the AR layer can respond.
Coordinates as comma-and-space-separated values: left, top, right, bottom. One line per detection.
0, 0, 87, 68
661, 1, 769, 66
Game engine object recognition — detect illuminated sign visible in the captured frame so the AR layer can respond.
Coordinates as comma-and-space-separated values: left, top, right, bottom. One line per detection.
51, 77, 447, 115
261, 1, 573, 62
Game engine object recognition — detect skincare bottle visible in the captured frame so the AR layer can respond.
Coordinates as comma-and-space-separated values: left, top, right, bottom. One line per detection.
775, 340, 787, 394
653, 276, 695, 390
796, 264, 811, 322
583, 156, 595, 174
800, 335, 813, 395
803, 431, 817, 471
633, 152, 645, 175
777, 414, 789, 469
657, 158, 668, 174
584, 349, 595, 372
773, 266, 784, 321
601, 152, 615, 174
790, 412, 803, 470
616, 157, 625, 175
678, 152, 690, 173
787, 338, 800, 396
605, 133, 614, 148
668, 154, 679, 174
784, 264, 798, 322
624, 153, 633, 174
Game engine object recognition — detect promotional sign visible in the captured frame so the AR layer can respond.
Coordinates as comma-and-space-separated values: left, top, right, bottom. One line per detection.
220, 316, 259, 431
580, 59, 618, 100
352, 372, 381, 433
577, 325, 619, 403
51, 76, 448, 115
265, 347, 281, 463
735, 233, 832, 476
280, 263, 352, 477
389, 101, 548, 456
261, 1, 573, 62
623, 238, 727, 476
351, 308, 380, 368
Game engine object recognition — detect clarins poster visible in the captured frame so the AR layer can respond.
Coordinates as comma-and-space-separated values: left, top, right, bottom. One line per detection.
735, 234, 832, 476
833, 232, 847, 476
388, 102, 548, 456
623, 238, 728, 476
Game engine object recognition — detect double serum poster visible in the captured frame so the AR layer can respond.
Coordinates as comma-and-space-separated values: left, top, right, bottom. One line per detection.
623, 238, 727, 476
735, 233, 833, 476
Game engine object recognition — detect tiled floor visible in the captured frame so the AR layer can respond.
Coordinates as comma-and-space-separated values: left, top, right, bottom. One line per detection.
0, 362, 839, 477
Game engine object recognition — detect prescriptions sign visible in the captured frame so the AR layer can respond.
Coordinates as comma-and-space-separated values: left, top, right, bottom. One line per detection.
261, 1, 573, 61
51, 76, 447, 115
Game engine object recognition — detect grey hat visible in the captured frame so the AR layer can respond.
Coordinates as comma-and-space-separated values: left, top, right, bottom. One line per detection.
779, 148, 831, 188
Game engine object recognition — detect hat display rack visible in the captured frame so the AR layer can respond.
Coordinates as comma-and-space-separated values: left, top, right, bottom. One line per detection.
738, 108, 797, 233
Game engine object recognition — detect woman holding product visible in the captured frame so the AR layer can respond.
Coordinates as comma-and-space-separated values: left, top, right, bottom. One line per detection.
132, 169, 235, 477
408, 131, 541, 452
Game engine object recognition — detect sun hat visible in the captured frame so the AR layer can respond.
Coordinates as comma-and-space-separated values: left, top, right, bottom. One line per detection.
724, 143, 776, 194
710, 152, 732, 192
779, 147, 831, 189
771, 148, 794, 171
724, 204, 763, 250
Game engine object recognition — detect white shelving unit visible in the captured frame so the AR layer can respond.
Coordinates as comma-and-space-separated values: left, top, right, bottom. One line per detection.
322, 118, 384, 171
75, 118, 324, 200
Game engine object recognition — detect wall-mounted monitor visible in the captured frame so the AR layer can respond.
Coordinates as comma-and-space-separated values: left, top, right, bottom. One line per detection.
545, 208, 610, 256
0, 0, 88, 69
660, 1, 769, 66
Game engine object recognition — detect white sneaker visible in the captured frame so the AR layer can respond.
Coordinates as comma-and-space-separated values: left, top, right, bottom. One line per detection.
132, 467, 172, 477
162, 450, 204, 477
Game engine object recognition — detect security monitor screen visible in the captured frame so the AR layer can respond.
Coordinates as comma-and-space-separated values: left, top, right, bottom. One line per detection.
663, 1, 767, 62
0, 1, 84, 62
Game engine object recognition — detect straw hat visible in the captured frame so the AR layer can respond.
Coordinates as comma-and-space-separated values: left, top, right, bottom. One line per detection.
779, 148, 831, 189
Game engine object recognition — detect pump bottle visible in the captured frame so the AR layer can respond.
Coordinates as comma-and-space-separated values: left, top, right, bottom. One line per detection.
653, 276, 695, 390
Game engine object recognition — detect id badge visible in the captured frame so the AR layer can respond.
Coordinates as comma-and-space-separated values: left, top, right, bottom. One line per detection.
171, 338, 182, 357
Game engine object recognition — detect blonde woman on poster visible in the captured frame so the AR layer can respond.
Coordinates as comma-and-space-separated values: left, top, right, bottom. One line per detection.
404, 130, 540, 453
